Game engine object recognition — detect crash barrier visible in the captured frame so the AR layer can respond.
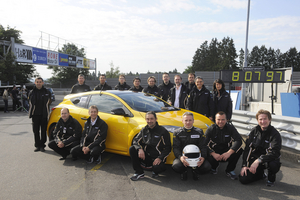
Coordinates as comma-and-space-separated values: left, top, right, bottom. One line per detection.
232, 110, 300, 152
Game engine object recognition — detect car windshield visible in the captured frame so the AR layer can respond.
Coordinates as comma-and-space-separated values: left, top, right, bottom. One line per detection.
116, 92, 178, 112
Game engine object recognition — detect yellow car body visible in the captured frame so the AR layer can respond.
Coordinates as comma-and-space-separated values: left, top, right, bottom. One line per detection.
47, 90, 213, 164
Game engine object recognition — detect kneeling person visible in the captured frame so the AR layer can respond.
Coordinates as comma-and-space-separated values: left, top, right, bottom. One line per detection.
48, 108, 82, 160
129, 111, 171, 181
71, 105, 108, 164
172, 112, 211, 180
204, 111, 243, 180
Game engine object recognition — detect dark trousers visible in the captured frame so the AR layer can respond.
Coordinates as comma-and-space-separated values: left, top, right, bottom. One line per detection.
172, 158, 211, 174
48, 140, 80, 158
129, 146, 166, 174
32, 116, 48, 148
239, 159, 281, 184
71, 145, 105, 161
13, 98, 19, 111
207, 149, 243, 172
3, 100, 8, 112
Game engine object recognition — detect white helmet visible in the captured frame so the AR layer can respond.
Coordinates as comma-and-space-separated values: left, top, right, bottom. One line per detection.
183, 144, 201, 167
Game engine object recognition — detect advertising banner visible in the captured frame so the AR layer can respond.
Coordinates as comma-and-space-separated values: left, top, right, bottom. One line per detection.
14, 44, 33, 63
83, 58, 89, 69
89, 59, 95, 70
59, 53, 69, 67
76, 57, 84, 68
68, 55, 76, 67
47, 51, 59, 66
33, 48, 47, 64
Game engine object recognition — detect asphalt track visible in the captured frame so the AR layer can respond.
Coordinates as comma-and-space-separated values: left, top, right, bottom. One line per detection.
0, 95, 299, 200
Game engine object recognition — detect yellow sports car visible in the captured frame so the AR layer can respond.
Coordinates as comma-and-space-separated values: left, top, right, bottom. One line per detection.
47, 90, 213, 164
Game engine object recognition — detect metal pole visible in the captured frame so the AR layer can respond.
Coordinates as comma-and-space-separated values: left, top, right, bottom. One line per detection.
241, 0, 251, 110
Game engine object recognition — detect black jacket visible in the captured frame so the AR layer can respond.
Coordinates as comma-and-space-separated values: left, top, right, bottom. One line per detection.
53, 115, 82, 147
169, 84, 189, 109
80, 116, 108, 150
213, 88, 232, 120
204, 123, 243, 154
187, 85, 214, 118
142, 85, 161, 98
173, 126, 208, 159
70, 83, 91, 94
242, 125, 281, 167
114, 82, 131, 90
129, 86, 143, 92
184, 81, 195, 91
132, 122, 171, 162
94, 83, 112, 90
28, 86, 51, 119
158, 81, 174, 101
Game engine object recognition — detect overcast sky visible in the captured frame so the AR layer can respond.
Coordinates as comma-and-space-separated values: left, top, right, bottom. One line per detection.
1, 0, 300, 78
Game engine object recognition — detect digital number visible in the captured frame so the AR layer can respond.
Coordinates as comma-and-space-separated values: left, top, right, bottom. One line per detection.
266, 71, 274, 81
245, 71, 252, 81
232, 71, 239, 81
276, 71, 282, 80
254, 71, 261, 81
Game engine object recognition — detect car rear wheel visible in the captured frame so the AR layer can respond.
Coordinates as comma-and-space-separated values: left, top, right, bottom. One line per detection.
48, 123, 56, 141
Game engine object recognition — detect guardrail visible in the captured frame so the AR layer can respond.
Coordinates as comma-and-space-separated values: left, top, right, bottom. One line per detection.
232, 110, 300, 152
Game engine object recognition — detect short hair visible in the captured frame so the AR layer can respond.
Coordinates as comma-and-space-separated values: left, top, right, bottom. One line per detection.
195, 76, 203, 82
256, 109, 272, 120
119, 74, 125, 79
146, 111, 157, 119
99, 74, 106, 78
213, 79, 225, 91
133, 77, 141, 83
174, 75, 182, 80
188, 73, 195, 78
147, 76, 156, 83
61, 107, 70, 113
162, 72, 169, 77
35, 77, 44, 82
89, 105, 99, 112
183, 112, 194, 119
215, 111, 227, 119
78, 74, 85, 78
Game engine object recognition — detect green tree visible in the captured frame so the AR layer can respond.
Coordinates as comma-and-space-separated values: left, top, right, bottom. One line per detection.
183, 65, 194, 73
0, 25, 38, 85
48, 43, 89, 85
106, 61, 120, 78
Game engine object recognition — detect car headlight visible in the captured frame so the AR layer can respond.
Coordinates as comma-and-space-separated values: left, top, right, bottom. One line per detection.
162, 125, 181, 133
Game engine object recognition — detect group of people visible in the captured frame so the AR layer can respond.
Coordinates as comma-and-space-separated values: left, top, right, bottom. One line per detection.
70, 73, 232, 121
2, 85, 29, 113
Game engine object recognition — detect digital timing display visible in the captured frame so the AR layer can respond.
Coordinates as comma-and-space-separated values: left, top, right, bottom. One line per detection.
220, 70, 285, 83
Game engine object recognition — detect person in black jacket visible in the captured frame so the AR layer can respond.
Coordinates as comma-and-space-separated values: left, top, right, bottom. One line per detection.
158, 73, 174, 101
71, 105, 108, 164
239, 109, 281, 187
184, 73, 195, 91
187, 76, 214, 120
129, 111, 171, 181
48, 108, 82, 160
172, 112, 211, 180
204, 111, 243, 180
169, 75, 189, 109
142, 76, 161, 98
114, 74, 131, 90
28, 77, 51, 152
70, 74, 91, 94
212, 79, 232, 120
94, 74, 112, 90
129, 77, 143, 92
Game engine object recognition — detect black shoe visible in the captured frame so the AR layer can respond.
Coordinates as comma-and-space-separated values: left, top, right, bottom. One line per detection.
95, 155, 102, 164
130, 173, 145, 181
192, 170, 200, 181
87, 156, 94, 164
34, 147, 40, 152
226, 171, 238, 180
266, 180, 275, 187
210, 168, 218, 175
180, 171, 188, 181
59, 156, 67, 160
72, 157, 78, 161
152, 172, 159, 178
40, 147, 45, 152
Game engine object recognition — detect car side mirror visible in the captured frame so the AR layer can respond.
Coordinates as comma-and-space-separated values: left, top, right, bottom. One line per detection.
72, 99, 80, 104
111, 108, 126, 116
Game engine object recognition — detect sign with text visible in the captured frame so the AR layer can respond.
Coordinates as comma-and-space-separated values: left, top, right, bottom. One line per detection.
59, 53, 69, 67
47, 51, 59, 66
33, 48, 47, 64
15, 43, 33, 63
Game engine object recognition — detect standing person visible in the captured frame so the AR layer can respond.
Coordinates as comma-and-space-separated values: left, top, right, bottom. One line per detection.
239, 109, 281, 187
158, 73, 174, 101
28, 77, 51, 152
48, 108, 82, 160
142, 76, 161, 98
187, 77, 214, 120
184, 73, 196, 90
21, 86, 29, 111
169, 75, 189, 109
212, 79, 232, 121
129, 77, 143, 92
71, 105, 108, 164
10, 85, 20, 111
94, 74, 112, 90
70, 74, 91, 94
204, 111, 243, 180
129, 111, 171, 181
172, 112, 211, 180
114, 74, 131, 90
2, 87, 9, 113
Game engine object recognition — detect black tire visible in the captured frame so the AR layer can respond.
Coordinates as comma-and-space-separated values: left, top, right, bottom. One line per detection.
48, 123, 56, 141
